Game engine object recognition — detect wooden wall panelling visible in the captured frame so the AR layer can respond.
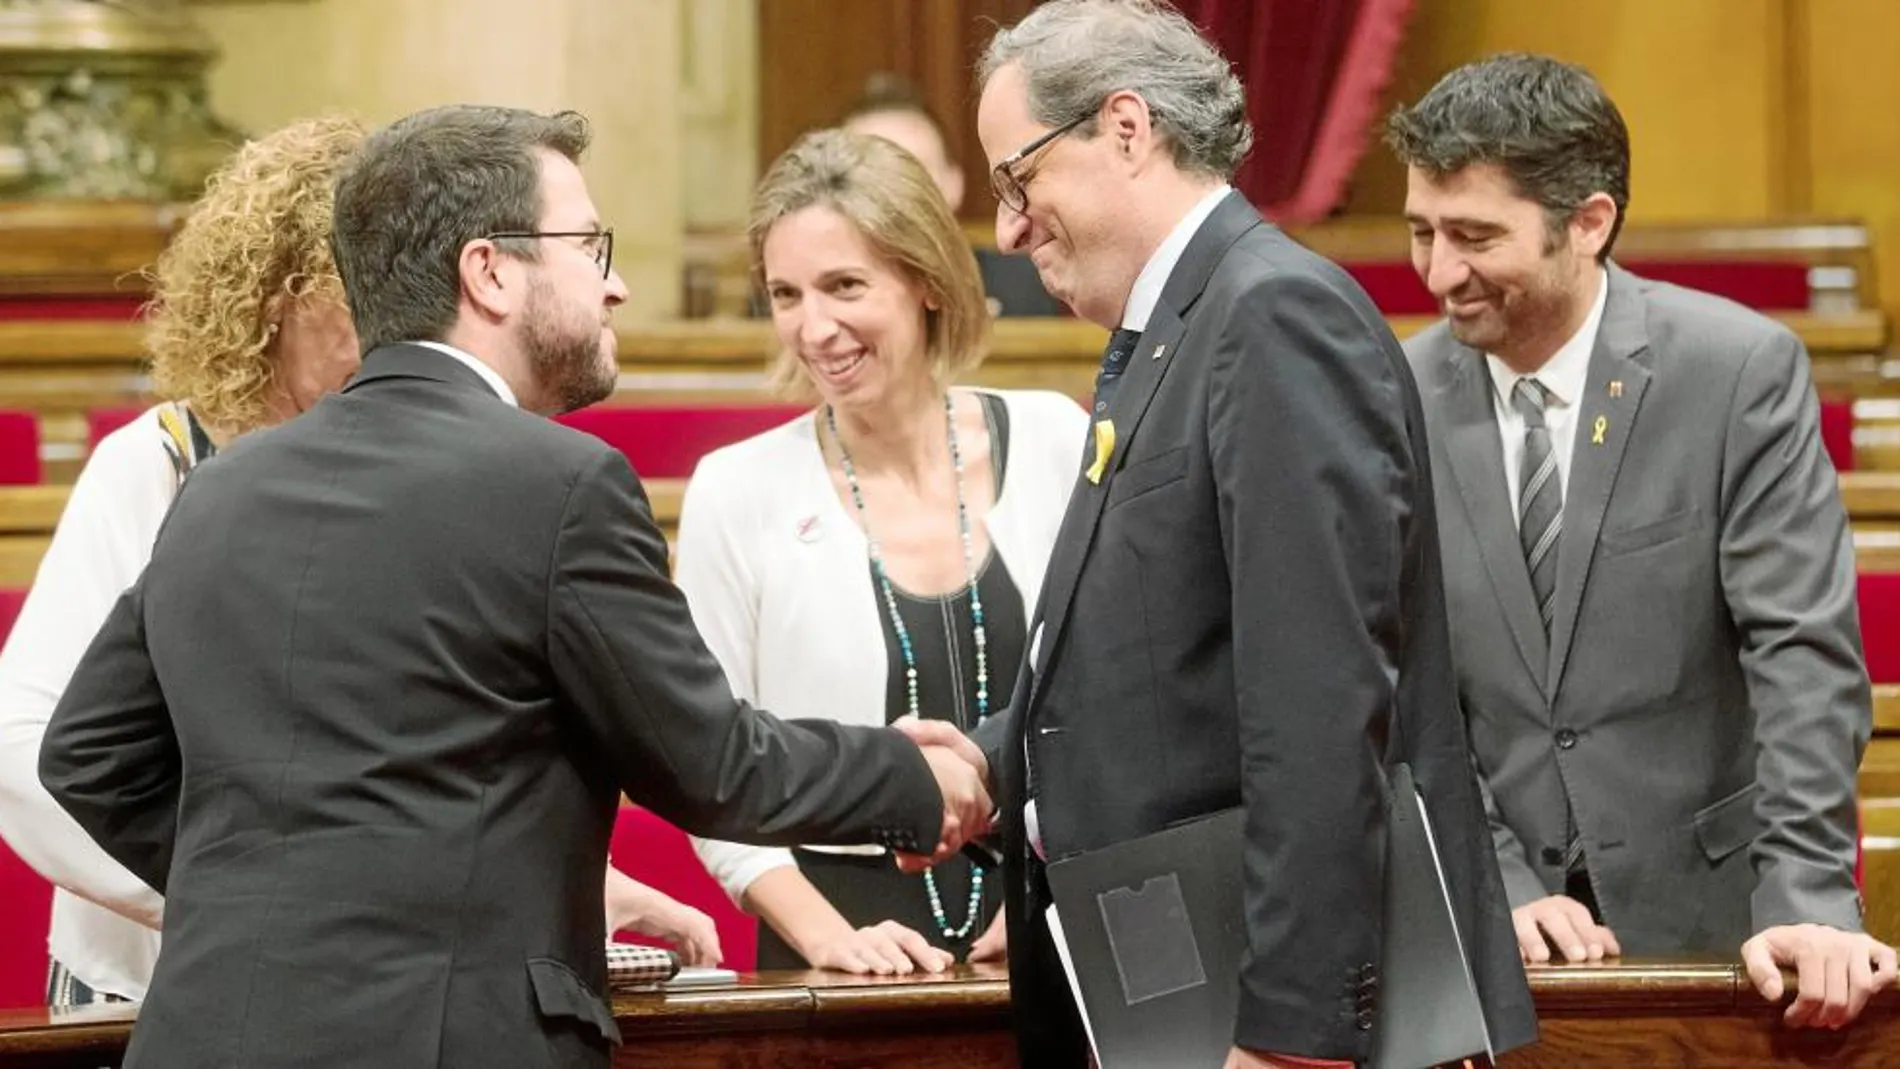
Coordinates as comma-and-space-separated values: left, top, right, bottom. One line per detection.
756, 0, 1037, 222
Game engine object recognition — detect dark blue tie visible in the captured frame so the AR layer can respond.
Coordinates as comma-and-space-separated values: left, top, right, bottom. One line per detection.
1091, 327, 1143, 417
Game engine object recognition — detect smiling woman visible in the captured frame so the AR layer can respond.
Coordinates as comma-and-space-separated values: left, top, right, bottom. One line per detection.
676, 128, 1088, 978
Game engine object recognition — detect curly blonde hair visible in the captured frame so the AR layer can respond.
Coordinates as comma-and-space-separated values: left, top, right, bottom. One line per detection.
145, 115, 367, 434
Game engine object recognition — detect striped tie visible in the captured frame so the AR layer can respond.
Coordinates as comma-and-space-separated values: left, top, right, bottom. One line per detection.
1512, 379, 1562, 634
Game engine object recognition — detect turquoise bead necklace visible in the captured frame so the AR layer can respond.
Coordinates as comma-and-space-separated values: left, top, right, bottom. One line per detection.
826, 393, 987, 941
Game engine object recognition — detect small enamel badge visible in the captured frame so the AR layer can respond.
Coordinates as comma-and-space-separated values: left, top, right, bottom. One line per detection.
1591, 415, 1608, 445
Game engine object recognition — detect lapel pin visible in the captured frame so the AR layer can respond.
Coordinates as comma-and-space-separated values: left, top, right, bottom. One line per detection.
1608, 380, 1623, 398
1151, 343, 1167, 361
1086, 419, 1116, 484
795, 515, 822, 543
1591, 415, 1608, 445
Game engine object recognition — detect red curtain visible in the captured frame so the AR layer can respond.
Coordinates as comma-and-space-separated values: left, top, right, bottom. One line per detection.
1173, 0, 1415, 227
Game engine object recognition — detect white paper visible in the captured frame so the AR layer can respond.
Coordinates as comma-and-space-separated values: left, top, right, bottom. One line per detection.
1045, 904, 1103, 1064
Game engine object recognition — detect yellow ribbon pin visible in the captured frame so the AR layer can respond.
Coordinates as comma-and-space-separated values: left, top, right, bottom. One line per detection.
1086, 419, 1116, 484
1591, 415, 1608, 445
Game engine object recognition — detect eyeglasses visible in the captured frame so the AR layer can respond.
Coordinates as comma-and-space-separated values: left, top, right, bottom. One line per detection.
483, 228, 615, 279
990, 113, 1092, 215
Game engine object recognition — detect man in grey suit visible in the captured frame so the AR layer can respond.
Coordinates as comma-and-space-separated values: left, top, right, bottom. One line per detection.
1390, 53, 1897, 1028
38, 105, 990, 1069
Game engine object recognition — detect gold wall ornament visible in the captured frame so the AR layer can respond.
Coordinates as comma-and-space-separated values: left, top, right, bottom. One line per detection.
0, 0, 240, 200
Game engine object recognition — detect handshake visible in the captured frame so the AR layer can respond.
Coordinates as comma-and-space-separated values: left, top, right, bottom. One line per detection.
890, 716, 996, 873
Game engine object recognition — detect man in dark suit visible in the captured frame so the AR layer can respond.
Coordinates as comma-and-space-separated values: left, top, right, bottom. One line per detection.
905, 2, 1537, 1065
38, 105, 991, 1069
1391, 53, 1898, 1028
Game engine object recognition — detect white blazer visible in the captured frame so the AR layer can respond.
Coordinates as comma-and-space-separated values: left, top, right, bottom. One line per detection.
675, 388, 1088, 901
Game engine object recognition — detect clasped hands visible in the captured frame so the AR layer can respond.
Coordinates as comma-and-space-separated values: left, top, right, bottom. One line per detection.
890, 717, 992, 874
1516, 894, 1900, 1028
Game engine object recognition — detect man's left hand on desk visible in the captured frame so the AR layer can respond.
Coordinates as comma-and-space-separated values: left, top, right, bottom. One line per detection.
1743, 923, 1900, 1028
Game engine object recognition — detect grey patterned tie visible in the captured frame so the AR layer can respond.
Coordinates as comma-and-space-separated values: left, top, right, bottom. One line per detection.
1512, 379, 1562, 634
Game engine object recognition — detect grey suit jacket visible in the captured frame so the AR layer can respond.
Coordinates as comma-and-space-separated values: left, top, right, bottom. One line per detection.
38, 345, 943, 1069
1406, 264, 1869, 954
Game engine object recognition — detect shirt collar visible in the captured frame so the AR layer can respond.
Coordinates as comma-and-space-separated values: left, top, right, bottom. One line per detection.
411, 341, 519, 407
1484, 267, 1608, 412
1119, 185, 1232, 332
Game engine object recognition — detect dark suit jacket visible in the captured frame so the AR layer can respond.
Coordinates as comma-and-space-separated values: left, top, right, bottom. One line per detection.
1407, 265, 1867, 952
38, 345, 943, 1069
975, 193, 1536, 1064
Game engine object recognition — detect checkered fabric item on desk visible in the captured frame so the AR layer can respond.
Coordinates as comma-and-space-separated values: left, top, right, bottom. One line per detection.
605, 943, 681, 992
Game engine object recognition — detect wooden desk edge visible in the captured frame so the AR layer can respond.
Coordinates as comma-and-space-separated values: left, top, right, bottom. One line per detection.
5, 961, 1880, 1055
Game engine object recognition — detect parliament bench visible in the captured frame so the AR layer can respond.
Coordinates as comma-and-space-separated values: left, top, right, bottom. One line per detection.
1, 960, 1897, 1068
0, 310, 1883, 482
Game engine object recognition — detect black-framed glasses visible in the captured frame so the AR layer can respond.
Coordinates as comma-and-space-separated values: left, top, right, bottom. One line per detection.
990, 113, 1091, 215
483, 228, 615, 279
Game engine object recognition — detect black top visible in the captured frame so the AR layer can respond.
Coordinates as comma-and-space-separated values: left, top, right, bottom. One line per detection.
873, 392, 1027, 733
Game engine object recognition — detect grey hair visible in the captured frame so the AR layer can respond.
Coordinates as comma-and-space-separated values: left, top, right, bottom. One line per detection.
978, 0, 1251, 180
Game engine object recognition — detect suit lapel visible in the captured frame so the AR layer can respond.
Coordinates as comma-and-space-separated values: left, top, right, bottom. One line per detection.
1545, 266, 1653, 699
1030, 307, 1184, 694
1437, 349, 1551, 696
1028, 192, 1258, 704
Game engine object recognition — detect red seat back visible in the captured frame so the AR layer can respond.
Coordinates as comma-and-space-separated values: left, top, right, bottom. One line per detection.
0, 587, 52, 1008
1343, 259, 1813, 317
0, 412, 39, 486
87, 407, 146, 452
610, 806, 756, 970
556, 405, 806, 480
1820, 399, 1854, 472
1859, 572, 1900, 684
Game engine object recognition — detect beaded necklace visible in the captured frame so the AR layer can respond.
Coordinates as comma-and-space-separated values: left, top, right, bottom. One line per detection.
826, 394, 987, 941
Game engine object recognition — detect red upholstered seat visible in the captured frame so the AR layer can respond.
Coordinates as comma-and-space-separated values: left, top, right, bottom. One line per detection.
0, 412, 40, 485
1860, 573, 1900, 684
0, 589, 50, 1008
1820, 399, 1854, 472
1343, 259, 1813, 317
87, 407, 146, 452
610, 806, 757, 971
556, 405, 807, 480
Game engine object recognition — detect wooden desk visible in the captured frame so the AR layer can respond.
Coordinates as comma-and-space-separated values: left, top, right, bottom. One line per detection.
3, 961, 1896, 1068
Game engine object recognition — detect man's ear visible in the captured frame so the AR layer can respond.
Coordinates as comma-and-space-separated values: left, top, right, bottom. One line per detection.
1099, 89, 1155, 167
459, 238, 519, 321
1569, 192, 1619, 263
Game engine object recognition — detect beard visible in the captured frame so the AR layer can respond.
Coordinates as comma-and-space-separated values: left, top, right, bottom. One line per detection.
522, 277, 616, 414
1445, 257, 1579, 358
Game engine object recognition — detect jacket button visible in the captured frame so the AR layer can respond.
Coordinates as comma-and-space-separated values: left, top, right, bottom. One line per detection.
1357, 1009, 1375, 1030
1554, 728, 1579, 750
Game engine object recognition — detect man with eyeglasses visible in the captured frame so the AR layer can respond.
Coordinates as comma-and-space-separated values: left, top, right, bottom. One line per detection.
37, 104, 995, 1069
896, 2, 1536, 1066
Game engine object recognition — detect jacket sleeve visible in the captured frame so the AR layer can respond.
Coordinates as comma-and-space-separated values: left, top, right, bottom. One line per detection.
672, 456, 800, 903
1208, 271, 1400, 1056
548, 449, 944, 855
1717, 327, 1868, 933
38, 575, 180, 895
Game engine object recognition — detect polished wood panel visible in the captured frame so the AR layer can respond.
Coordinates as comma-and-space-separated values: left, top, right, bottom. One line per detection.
3, 962, 1897, 1068
756, 0, 1037, 225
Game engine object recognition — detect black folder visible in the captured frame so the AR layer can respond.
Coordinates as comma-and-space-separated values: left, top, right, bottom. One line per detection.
1044, 763, 1493, 1069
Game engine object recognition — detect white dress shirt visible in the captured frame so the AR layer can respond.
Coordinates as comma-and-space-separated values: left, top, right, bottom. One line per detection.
413, 340, 518, 406
1485, 269, 1608, 523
